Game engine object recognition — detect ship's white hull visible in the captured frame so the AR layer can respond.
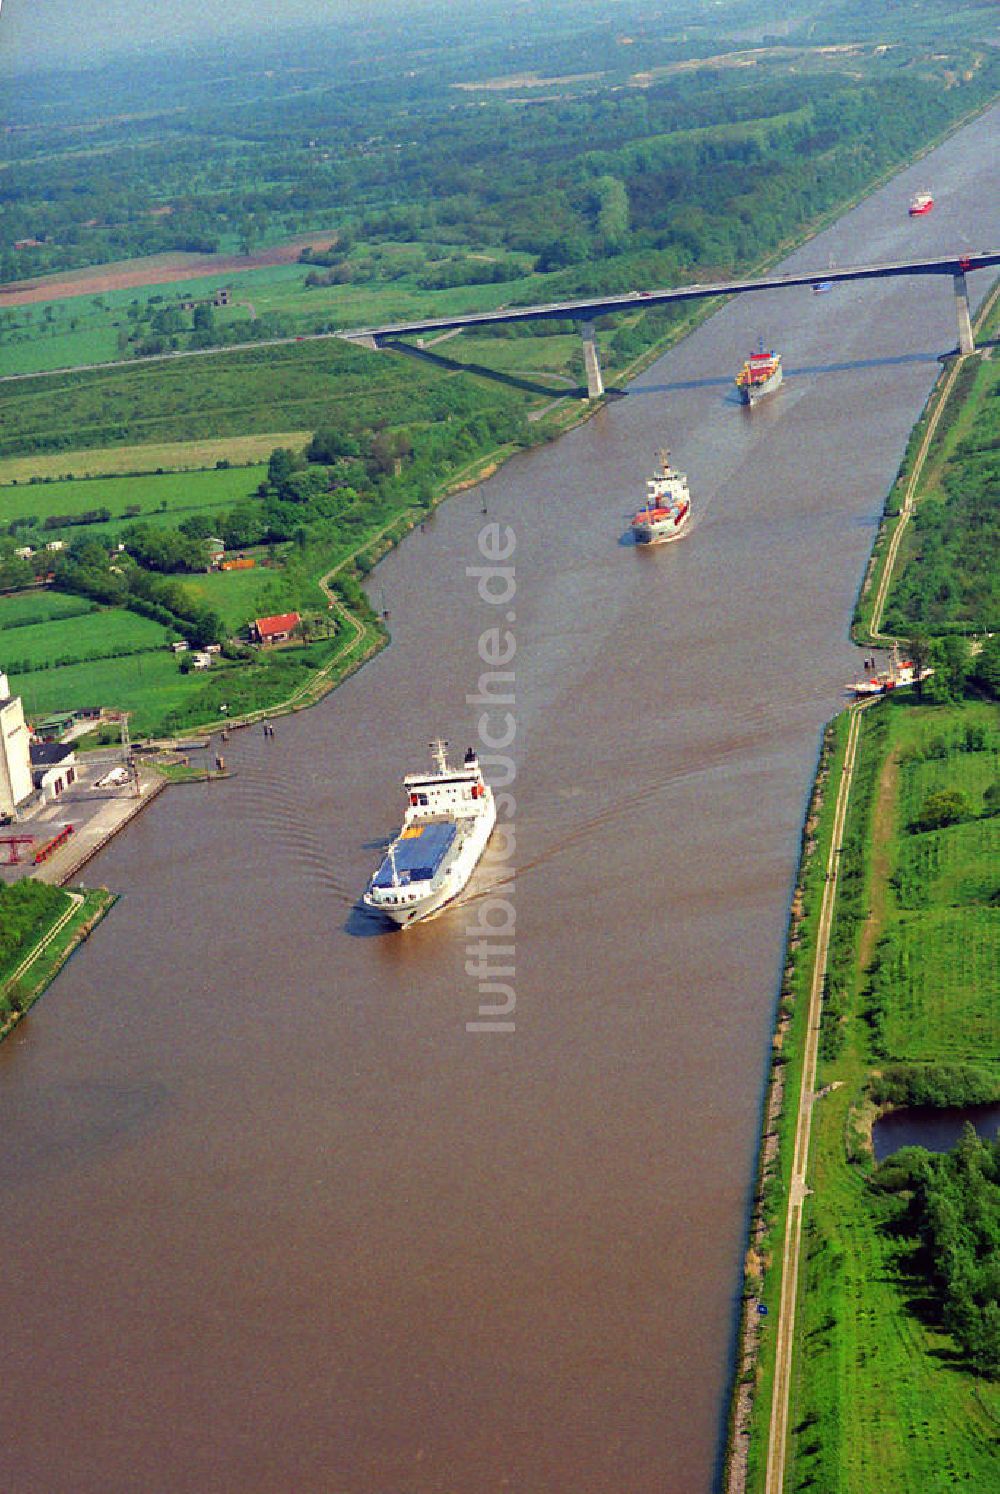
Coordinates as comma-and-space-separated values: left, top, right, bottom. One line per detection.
364, 796, 496, 927
633, 510, 692, 545
849, 666, 933, 698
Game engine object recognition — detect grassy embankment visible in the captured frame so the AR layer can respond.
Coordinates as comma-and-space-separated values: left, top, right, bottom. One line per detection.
727, 708, 852, 1493
729, 289, 1000, 1491
784, 695, 999, 1492
853, 283, 1000, 645
731, 695, 999, 1494
0, 884, 117, 1043
779, 294, 1000, 1489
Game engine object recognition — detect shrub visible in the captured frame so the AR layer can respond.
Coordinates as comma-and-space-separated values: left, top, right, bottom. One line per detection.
910, 788, 973, 833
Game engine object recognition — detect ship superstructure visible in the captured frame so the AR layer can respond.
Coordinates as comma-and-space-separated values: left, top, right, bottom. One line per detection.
735, 344, 782, 407
630, 450, 692, 546
363, 741, 496, 927
909, 190, 934, 217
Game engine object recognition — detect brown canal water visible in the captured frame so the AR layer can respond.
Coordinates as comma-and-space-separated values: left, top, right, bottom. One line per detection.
1, 108, 997, 1494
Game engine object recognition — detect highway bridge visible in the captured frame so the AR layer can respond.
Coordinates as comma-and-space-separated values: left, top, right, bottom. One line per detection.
339, 250, 1000, 397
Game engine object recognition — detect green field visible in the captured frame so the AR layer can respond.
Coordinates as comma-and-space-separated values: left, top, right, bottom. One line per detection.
181, 565, 298, 632
0, 590, 97, 627
0, 434, 308, 484
784, 697, 1000, 1493
1, 464, 264, 520
0, 324, 121, 377
1, 607, 175, 671
0, 247, 553, 379
1, 464, 267, 555
14, 650, 202, 732
6, 614, 360, 736
202, 246, 536, 329
0, 335, 548, 459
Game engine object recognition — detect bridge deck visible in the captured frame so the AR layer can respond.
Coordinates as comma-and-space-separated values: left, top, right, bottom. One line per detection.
340, 251, 1000, 344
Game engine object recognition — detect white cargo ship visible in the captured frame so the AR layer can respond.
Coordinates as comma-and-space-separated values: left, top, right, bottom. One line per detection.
630, 449, 692, 545
363, 741, 496, 927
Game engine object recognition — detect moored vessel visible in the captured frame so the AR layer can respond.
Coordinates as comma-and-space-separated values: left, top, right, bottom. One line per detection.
735, 344, 782, 407
848, 642, 933, 697
908, 190, 934, 217
363, 740, 496, 927
631, 449, 692, 545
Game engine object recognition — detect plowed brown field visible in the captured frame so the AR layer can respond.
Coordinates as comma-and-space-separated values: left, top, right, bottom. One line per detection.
0, 233, 337, 308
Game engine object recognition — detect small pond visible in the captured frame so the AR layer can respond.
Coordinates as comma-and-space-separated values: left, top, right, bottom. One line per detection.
873, 1102, 1000, 1163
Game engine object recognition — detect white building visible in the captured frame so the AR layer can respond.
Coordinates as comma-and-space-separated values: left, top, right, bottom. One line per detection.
30, 741, 77, 802
0, 671, 34, 818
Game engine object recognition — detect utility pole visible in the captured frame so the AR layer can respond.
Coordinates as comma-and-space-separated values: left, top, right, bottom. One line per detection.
120, 713, 140, 797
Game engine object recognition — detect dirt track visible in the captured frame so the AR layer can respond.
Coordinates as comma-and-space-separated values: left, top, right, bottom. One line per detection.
0, 233, 337, 308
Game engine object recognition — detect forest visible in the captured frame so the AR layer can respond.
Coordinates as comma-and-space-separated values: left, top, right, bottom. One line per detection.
1, 1, 996, 300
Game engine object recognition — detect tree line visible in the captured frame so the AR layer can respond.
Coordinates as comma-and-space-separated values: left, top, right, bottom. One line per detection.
3, 6, 995, 296
872, 1127, 1000, 1379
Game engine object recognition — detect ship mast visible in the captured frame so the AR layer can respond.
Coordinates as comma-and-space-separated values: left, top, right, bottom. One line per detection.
429, 739, 450, 773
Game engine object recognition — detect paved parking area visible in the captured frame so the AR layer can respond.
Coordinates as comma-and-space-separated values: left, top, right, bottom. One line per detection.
1, 750, 164, 886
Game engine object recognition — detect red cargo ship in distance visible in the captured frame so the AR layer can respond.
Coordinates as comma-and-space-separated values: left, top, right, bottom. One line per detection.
908, 190, 934, 217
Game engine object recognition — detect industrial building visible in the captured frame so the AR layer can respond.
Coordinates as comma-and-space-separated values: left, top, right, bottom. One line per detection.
0, 671, 33, 819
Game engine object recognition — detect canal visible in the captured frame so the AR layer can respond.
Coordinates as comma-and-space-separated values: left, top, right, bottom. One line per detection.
1, 104, 997, 1494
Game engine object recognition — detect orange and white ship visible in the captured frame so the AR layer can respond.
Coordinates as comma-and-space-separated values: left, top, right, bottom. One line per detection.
735, 343, 783, 407
631, 449, 692, 546
908, 190, 934, 217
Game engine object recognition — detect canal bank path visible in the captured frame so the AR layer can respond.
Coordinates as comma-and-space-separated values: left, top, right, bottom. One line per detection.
760, 274, 999, 1491
763, 698, 873, 1494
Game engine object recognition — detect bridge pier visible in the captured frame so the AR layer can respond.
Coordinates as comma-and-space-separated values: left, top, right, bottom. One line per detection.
580, 321, 604, 399
952, 272, 975, 356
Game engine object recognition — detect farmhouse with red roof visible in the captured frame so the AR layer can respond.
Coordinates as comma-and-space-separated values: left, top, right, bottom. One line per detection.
252, 612, 301, 646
